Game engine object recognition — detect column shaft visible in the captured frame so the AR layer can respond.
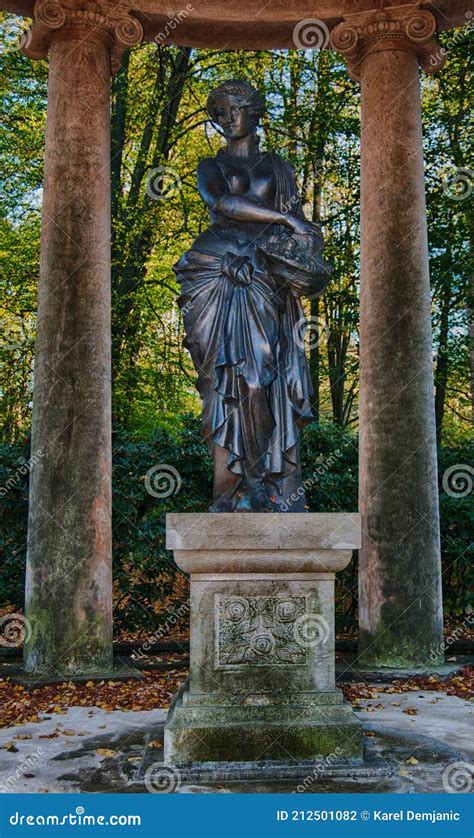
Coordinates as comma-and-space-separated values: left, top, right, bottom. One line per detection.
24, 35, 113, 675
358, 48, 444, 666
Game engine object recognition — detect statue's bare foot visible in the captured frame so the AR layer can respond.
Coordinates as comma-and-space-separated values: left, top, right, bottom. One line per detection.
234, 485, 279, 513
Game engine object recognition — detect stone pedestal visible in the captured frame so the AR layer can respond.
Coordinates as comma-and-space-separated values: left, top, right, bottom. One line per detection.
164, 513, 363, 766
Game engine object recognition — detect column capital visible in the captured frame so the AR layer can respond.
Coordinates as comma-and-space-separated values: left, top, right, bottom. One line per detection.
21, 0, 144, 73
330, 3, 445, 80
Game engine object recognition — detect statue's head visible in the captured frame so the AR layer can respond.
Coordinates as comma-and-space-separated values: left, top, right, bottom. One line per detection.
207, 80, 265, 145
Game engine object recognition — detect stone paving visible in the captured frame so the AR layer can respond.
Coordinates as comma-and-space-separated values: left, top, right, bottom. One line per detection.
0, 687, 472, 794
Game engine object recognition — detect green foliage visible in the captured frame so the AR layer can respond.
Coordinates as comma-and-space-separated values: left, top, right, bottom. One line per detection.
438, 441, 474, 616
0, 436, 30, 608
1, 421, 470, 636
302, 422, 359, 635
111, 416, 212, 632
0, 23, 471, 636
2, 36, 470, 444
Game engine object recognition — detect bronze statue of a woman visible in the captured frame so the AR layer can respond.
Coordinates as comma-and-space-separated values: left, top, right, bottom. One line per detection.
174, 80, 330, 512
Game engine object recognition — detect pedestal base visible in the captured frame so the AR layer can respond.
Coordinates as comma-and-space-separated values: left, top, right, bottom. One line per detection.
165, 682, 362, 763
165, 513, 363, 767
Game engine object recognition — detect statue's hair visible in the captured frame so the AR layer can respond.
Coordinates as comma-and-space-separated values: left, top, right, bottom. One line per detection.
207, 79, 265, 124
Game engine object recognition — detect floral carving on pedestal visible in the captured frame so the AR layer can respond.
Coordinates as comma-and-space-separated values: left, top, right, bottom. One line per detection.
215, 595, 307, 667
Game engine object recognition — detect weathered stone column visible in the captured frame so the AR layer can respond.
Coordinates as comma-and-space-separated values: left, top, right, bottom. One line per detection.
331, 8, 445, 667
21, 0, 143, 676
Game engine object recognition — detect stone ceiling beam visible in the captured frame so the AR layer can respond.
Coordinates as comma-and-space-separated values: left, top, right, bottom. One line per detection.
2, 1, 471, 49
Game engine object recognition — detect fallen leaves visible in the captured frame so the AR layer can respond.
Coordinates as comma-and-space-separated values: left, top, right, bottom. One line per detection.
1, 665, 472, 732
95, 748, 116, 757
2, 742, 18, 752
403, 708, 418, 716
0, 670, 187, 729
340, 666, 474, 707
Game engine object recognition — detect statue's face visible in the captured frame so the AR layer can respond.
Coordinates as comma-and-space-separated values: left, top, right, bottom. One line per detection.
212, 94, 255, 140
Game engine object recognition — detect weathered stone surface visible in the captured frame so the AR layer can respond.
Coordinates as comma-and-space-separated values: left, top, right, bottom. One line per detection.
165, 683, 363, 763
167, 512, 361, 551
188, 577, 336, 695
24, 33, 113, 676
357, 47, 444, 668
164, 513, 363, 765
331, 10, 445, 668
3, 0, 470, 45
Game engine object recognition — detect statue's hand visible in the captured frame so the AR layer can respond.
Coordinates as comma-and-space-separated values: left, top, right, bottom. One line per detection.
287, 215, 321, 237
222, 253, 253, 286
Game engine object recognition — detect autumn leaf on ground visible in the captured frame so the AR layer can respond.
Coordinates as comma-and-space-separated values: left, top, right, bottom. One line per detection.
405, 756, 419, 764
96, 748, 117, 757
403, 708, 418, 716
3, 742, 18, 752
148, 740, 162, 748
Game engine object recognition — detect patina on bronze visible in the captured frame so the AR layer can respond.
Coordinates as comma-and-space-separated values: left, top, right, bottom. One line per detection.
174, 80, 330, 512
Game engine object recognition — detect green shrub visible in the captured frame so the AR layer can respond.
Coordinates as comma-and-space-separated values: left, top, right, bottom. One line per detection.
0, 419, 471, 637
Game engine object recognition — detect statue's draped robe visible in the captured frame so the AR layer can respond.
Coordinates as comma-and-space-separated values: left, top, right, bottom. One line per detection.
174, 153, 313, 492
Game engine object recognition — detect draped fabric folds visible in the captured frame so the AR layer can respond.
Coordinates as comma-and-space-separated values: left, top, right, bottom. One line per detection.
173, 153, 314, 487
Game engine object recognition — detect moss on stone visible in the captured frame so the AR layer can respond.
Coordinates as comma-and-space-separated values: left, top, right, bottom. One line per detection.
24, 600, 112, 676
